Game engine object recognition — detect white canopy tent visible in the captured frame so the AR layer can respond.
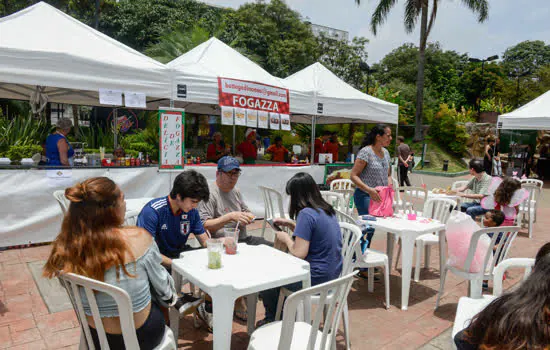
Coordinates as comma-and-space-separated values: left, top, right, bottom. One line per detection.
167, 37, 313, 115
0, 2, 172, 108
498, 90, 550, 130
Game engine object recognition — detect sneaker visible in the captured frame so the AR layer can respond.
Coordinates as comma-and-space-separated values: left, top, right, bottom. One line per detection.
174, 293, 202, 316
196, 302, 213, 333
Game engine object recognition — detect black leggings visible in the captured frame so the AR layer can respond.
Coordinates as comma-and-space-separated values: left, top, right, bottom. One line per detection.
89, 302, 165, 350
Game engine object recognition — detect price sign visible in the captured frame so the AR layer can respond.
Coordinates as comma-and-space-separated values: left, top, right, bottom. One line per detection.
159, 108, 185, 169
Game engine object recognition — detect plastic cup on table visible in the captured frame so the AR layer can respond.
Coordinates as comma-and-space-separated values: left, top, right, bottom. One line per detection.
223, 226, 239, 255
407, 213, 417, 221
207, 239, 223, 269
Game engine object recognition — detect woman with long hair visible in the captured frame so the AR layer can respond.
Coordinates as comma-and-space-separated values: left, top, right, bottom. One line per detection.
258, 172, 343, 326
455, 242, 550, 349
43, 177, 177, 349
350, 124, 392, 252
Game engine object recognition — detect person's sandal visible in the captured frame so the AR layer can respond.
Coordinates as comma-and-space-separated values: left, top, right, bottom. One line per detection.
234, 309, 248, 322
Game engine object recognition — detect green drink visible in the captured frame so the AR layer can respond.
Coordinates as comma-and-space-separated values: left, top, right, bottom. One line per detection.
208, 251, 222, 269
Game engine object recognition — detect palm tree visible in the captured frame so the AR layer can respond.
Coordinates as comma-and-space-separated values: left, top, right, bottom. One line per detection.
356, 0, 488, 141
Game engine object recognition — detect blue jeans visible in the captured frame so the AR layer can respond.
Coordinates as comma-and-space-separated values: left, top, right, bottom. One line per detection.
354, 189, 375, 251
260, 281, 302, 322
460, 202, 487, 220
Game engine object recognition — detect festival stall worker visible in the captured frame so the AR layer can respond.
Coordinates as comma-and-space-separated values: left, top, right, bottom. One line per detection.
43, 177, 177, 350
46, 117, 74, 166
237, 128, 258, 164
324, 132, 340, 162
455, 159, 492, 220
312, 130, 331, 163
257, 172, 343, 326
454, 242, 550, 350
197, 156, 271, 329
137, 170, 210, 269
350, 124, 392, 251
206, 131, 228, 163
265, 136, 289, 162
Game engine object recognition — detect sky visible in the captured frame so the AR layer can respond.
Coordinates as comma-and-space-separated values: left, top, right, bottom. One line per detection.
202, 0, 550, 64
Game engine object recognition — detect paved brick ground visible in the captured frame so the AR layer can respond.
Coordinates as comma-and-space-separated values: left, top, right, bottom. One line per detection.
0, 173, 548, 349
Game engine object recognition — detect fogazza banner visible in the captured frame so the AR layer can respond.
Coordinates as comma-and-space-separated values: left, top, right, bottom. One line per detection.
217, 77, 290, 114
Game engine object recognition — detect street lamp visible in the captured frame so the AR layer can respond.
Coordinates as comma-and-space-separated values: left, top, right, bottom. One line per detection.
468, 55, 499, 112
514, 69, 530, 107
359, 61, 375, 93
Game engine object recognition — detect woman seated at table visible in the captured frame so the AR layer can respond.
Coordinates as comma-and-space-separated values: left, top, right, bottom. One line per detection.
258, 172, 343, 326
43, 177, 178, 350
454, 242, 550, 350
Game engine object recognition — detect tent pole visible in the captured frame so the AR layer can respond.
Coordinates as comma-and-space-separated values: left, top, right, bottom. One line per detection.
232, 123, 236, 155
113, 108, 118, 149
311, 116, 316, 164
395, 122, 399, 180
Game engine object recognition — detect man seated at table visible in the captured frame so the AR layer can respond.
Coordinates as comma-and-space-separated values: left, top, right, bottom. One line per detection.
137, 170, 211, 267
265, 136, 289, 163
456, 159, 492, 220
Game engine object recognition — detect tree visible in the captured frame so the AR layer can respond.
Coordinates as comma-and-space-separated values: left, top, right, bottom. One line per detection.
317, 34, 370, 90
356, 0, 488, 141
502, 40, 550, 77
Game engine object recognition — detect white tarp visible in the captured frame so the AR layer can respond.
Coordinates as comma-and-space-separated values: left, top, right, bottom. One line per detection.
167, 37, 313, 115
285, 62, 399, 124
0, 166, 324, 247
498, 90, 550, 130
0, 2, 171, 107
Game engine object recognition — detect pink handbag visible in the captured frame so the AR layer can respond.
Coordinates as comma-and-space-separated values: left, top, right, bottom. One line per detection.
369, 185, 395, 217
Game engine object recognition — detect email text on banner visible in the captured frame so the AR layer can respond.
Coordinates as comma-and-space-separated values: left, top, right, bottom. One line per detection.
218, 77, 289, 114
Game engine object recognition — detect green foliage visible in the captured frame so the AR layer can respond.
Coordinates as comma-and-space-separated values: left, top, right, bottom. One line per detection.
145, 25, 213, 63
428, 104, 474, 156
77, 126, 114, 149
479, 97, 513, 114
460, 62, 506, 107
7, 144, 43, 162
502, 40, 550, 77
0, 114, 50, 155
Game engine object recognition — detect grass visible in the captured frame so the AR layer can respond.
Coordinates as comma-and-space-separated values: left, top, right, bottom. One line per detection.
406, 137, 468, 173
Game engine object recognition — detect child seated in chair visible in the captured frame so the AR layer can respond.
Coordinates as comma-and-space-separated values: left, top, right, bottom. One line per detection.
482, 209, 506, 290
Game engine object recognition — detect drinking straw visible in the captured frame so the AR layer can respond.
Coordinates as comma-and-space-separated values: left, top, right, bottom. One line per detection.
234, 220, 239, 237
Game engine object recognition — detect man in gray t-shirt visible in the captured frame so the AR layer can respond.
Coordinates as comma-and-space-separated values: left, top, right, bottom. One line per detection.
198, 156, 272, 246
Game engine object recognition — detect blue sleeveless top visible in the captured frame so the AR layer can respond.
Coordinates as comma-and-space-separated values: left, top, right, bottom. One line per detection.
46, 133, 74, 165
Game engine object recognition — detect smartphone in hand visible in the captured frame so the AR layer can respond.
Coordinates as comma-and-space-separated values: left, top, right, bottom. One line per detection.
266, 219, 283, 231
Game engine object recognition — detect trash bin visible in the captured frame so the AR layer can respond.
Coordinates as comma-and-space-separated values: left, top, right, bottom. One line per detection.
443, 160, 449, 172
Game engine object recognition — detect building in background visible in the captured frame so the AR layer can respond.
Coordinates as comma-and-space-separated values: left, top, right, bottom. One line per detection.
307, 22, 349, 41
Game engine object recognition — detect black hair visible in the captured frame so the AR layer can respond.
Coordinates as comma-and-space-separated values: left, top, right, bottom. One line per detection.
274, 136, 282, 142
322, 130, 331, 136
469, 158, 485, 173
486, 209, 505, 226
361, 124, 389, 148
170, 170, 210, 202
285, 172, 335, 219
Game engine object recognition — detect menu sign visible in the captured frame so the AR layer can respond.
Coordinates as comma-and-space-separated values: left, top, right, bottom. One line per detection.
159, 108, 185, 169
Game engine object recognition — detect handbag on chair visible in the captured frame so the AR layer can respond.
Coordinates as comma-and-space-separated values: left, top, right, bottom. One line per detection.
368, 186, 395, 217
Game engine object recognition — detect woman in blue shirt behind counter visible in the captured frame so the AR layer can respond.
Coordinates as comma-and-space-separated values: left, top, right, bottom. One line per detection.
258, 172, 343, 326
46, 117, 74, 166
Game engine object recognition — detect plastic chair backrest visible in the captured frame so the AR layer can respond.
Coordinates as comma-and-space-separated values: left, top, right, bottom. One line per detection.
258, 186, 286, 220
334, 209, 356, 225
520, 178, 543, 189
57, 272, 140, 350
330, 180, 356, 215
521, 183, 541, 211
462, 226, 520, 279
124, 209, 140, 226
330, 179, 354, 191
320, 191, 346, 213
53, 190, 70, 214
492, 258, 535, 297
338, 222, 362, 275
278, 272, 357, 350
423, 197, 457, 223
402, 186, 428, 213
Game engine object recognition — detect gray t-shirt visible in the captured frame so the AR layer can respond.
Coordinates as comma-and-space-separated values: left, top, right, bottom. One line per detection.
357, 146, 391, 188
198, 183, 250, 239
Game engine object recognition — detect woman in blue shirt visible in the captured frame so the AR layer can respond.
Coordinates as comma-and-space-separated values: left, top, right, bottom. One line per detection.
258, 172, 343, 325
46, 117, 74, 166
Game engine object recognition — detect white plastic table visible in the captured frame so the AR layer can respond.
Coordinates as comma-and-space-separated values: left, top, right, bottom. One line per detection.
124, 197, 153, 216
361, 216, 446, 310
170, 243, 311, 350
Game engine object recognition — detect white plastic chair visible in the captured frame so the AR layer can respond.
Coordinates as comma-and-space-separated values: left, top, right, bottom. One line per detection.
53, 190, 70, 214
435, 225, 521, 308
401, 186, 428, 215
124, 209, 140, 226
520, 178, 542, 222
412, 198, 457, 282
517, 183, 541, 238
274, 222, 361, 350
259, 186, 288, 239
451, 258, 535, 349
330, 180, 355, 216
57, 272, 176, 350
452, 180, 471, 206
320, 191, 346, 213
248, 271, 357, 350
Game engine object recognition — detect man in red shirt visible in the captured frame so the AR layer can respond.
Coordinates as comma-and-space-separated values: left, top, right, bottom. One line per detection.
266, 136, 289, 162
324, 132, 340, 162
237, 128, 257, 164
312, 130, 331, 163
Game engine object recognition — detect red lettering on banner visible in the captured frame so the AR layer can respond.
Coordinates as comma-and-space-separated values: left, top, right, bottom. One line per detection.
219, 77, 289, 114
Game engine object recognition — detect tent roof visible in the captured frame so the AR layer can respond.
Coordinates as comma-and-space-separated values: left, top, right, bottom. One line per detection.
284, 62, 398, 124
0, 2, 171, 107
167, 37, 313, 114
498, 90, 550, 130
